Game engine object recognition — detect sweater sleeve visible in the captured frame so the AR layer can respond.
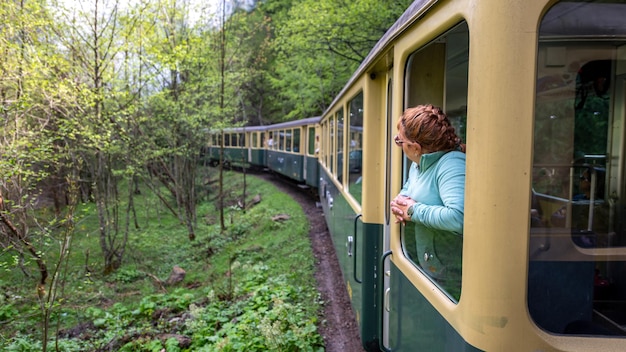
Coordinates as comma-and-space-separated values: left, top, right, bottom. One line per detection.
398, 162, 417, 197
411, 154, 465, 234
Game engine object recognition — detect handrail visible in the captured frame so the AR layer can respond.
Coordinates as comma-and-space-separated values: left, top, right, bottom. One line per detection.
353, 214, 363, 284
379, 250, 393, 352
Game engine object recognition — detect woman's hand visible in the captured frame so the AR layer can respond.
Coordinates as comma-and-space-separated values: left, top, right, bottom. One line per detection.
390, 195, 416, 225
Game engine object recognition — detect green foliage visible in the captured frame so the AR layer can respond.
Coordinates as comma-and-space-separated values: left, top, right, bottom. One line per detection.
269, 0, 413, 119
1, 171, 324, 351
185, 264, 323, 351
112, 268, 145, 284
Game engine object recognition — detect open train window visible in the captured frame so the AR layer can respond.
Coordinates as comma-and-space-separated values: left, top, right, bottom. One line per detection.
336, 109, 344, 182
400, 22, 469, 302
224, 133, 231, 147
321, 121, 328, 167
308, 127, 316, 156
285, 129, 292, 152
329, 115, 335, 175
530, 0, 626, 337
348, 92, 363, 204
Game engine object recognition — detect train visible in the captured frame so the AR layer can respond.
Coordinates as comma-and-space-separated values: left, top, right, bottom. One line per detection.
206, 0, 626, 351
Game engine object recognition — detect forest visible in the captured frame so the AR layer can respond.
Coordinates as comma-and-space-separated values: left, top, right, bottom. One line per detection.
0, 0, 412, 350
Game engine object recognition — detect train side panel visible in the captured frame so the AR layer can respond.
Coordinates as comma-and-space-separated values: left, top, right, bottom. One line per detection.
250, 148, 265, 168
388, 263, 481, 351
318, 167, 382, 350
267, 150, 304, 181
304, 154, 319, 188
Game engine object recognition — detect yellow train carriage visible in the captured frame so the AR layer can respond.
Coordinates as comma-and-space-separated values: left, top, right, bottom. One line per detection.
318, 0, 626, 351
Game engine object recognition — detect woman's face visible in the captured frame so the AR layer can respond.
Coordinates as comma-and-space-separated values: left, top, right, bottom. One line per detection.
395, 124, 422, 163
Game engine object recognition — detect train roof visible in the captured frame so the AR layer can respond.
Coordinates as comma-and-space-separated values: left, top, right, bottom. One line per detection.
264, 116, 322, 130
323, 0, 437, 117
208, 116, 321, 134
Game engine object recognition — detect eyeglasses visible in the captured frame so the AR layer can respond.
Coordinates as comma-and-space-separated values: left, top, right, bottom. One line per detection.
394, 135, 405, 146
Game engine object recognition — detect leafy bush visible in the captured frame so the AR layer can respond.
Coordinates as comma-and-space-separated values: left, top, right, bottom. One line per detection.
184, 263, 323, 351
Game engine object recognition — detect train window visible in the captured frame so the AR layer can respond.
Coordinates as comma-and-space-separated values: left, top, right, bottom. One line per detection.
266, 131, 274, 149
238, 133, 244, 147
321, 122, 327, 166
308, 127, 316, 156
260, 132, 265, 148
252, 132, 258, 148
330, 115, 335, 175
224, 133, 231, 147
279, 129, 285, 151
348, 92, 363, 203
400, 22, 469, 302
285, 129, 292, 152
336, 109, 344, 182
530, 0, 626, 337
293, 128, 300, 153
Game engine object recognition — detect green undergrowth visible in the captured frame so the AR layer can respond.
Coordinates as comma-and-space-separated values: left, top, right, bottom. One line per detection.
0, 170, 324, 351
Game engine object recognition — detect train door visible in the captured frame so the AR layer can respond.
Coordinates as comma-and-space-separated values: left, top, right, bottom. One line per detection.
384, 22, 470, 351
381, 66, 394, 349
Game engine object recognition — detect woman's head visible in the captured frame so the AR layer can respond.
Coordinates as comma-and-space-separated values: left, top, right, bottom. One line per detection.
397, 104, 465, 153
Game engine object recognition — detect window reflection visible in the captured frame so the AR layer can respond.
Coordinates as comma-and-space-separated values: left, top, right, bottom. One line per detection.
530, 0, 626, 337
348, 93, 363, 203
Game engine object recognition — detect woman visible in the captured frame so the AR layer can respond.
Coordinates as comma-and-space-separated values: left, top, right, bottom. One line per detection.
390, 104, 466, 298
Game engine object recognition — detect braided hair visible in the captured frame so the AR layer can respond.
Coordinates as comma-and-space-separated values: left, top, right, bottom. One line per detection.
399, 104, 466, 153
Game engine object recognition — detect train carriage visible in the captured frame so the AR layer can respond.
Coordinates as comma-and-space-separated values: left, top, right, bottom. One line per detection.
265, 117, 321, 187
317, 0, 626, 351
206, 125, 268, 168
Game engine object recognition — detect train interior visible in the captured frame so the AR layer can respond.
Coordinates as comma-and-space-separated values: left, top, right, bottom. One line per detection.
530, 1, 626, 337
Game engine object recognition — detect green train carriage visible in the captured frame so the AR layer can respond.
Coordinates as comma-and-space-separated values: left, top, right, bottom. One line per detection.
206, 117, 321, 188
206, 125, 267, 168
265, 117, 321, 187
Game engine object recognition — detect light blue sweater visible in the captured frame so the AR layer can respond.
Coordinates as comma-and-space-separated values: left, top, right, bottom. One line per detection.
400, 150, 465, 233
399, 150, 465, 288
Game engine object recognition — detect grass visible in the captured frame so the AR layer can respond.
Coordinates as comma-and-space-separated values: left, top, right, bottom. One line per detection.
0, 169, 324, 351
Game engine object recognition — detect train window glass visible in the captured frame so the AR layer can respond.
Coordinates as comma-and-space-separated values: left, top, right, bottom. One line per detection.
348, 92, 363, 203
330, 115, 335, 175
308, 127, 316, 156
293, 128, 300, 153
530, 0, 626, 337
400, 22, 469, 302
224, 133, 231, 147
260, 132, 265, 148
321, 122, 327, 166
336, 109, 344, 182
252, 132, 258, 148
279, 129, 285, 151
286, 129, 292, 152
238, 133, 244, 147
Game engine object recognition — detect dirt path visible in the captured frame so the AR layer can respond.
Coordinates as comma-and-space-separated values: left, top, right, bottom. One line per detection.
259, 173, 364, 352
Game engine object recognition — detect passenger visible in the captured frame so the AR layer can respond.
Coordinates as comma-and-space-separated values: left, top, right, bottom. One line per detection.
390, 104, 466, 296
266, 133, 274, 148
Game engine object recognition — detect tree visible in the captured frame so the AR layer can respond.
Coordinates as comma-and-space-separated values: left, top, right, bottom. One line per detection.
0, 0, 89, 348
53, 0, 144, 273
269, 0, 413, 119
